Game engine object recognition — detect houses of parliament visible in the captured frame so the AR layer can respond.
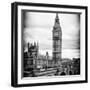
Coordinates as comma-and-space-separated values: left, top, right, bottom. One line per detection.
23, 13, 80, 77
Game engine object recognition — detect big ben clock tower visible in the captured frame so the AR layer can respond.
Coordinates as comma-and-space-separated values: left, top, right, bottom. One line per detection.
52, 13, 62, 66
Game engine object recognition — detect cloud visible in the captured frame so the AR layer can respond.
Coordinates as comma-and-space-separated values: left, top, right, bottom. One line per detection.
25, 12, 55, 28
62, 39, 80, 49
22, 12, 80, 58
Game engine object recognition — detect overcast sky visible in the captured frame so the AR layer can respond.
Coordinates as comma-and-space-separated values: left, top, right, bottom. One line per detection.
23, 12, 80, 59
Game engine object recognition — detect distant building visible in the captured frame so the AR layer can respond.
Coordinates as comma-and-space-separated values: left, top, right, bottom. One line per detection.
72, 58, 80, 75
36, 52, 53, 69
59, 58, 80, 75
52, 13, 62, 66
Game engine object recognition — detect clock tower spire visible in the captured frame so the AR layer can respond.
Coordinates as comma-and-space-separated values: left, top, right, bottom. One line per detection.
52, 13, 62, 66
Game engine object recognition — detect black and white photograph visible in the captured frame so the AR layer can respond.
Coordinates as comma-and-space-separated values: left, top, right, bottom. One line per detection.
22, 11, 80, 77
11, 2, 88, 87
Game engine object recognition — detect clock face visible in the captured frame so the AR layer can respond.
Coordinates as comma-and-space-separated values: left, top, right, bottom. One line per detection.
54, 31, 58, 37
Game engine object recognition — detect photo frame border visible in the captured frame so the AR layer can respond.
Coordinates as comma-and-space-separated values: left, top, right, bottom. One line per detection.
11, 2, 88, 87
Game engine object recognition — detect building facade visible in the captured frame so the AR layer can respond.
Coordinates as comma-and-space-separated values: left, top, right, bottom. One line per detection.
24, 42, 38, 72
52, 13, 62, 66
